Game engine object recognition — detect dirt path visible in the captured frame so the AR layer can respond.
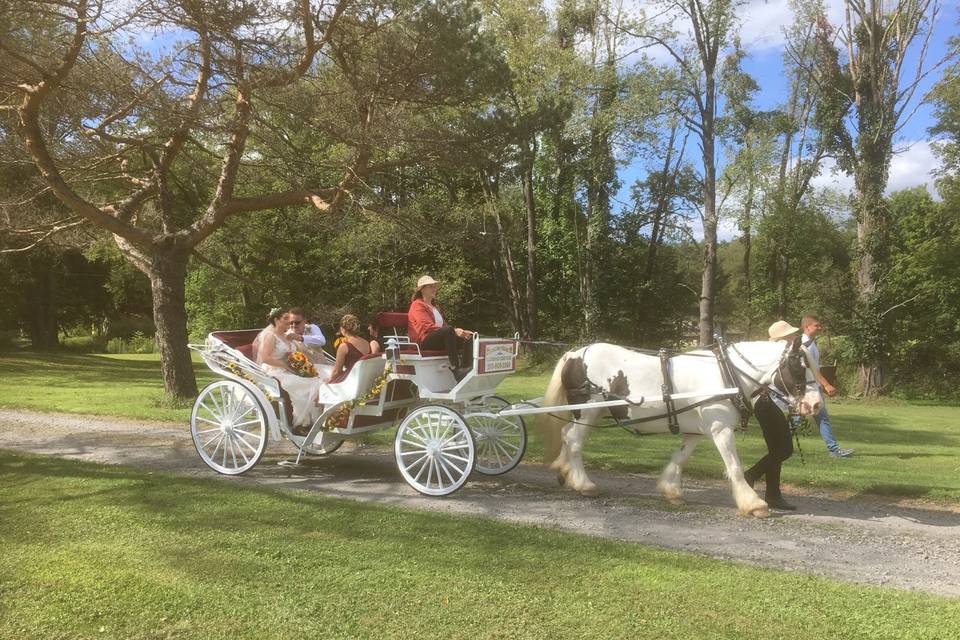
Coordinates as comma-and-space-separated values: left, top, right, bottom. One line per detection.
2, 408, 959, 598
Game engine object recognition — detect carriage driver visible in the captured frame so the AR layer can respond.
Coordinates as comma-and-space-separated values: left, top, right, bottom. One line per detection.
742, 320, 815, 511
407, 275, 475, 381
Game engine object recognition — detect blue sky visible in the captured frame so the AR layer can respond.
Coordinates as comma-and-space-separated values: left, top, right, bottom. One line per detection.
614, 0, 959, 237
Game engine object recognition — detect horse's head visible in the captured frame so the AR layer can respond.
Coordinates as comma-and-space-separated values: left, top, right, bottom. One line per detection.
765, 336, 822, 416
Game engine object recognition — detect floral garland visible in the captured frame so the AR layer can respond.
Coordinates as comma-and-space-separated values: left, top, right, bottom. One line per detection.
287, 351, 318, 377
322, 364, 392, 432
226, 362, 276, 401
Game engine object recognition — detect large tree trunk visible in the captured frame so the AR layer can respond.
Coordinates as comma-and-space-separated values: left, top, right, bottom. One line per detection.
521, 150, 539, 340
149, 248, 198, 400
740, 180, 754, 337
853, 166, 889, 395
698, 108, 718, 346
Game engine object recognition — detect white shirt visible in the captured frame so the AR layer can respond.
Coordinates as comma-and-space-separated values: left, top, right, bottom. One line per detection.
431, 307, 443, 327
301, 323, 326, 347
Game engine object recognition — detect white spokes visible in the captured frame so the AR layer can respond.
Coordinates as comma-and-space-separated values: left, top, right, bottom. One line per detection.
191, 380, 269, 476
395, 405, 475, 496
466, 398, 527, 476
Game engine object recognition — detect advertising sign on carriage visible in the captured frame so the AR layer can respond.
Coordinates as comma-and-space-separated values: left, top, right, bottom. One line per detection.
478, 340, 516, 374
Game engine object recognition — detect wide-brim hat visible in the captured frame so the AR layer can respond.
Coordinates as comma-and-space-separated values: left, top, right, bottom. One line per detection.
768, 320, 800, 341
415, 275, 439, 291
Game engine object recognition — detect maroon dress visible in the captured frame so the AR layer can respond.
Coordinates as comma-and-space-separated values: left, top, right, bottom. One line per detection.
329, 342, 368, 384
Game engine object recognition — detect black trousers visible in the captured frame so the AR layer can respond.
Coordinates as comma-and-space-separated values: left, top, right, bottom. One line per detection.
745, 394, 793, 498
420, 326, 471, 368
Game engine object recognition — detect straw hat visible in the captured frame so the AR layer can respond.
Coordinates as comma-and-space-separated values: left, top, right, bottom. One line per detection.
415, 275, 439, 291
768, 320, 800, 341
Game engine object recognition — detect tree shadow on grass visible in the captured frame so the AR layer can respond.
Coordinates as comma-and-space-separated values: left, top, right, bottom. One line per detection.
1, 451, 735, 594
1, 352, 209, 386
836, 414, 960, 448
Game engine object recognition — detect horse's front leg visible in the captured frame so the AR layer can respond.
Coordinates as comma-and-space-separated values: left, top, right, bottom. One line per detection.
657, 433, 701, 504
555, 417, 598, 496
706, 418, 769, 518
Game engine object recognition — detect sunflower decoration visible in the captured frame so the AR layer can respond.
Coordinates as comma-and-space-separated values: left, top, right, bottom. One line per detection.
322, 364, 392, 431
226, 362, 276, 401
287, 351, 319, 377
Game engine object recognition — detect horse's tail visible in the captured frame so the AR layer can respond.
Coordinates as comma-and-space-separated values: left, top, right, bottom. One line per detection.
539, 352, 570, 464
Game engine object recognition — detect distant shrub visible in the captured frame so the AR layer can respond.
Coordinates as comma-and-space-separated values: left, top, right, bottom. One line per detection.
60, 335, 107, 353
105, 331, 156, 354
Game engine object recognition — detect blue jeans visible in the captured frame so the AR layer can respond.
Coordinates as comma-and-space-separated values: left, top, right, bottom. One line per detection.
814, 400, 839, 452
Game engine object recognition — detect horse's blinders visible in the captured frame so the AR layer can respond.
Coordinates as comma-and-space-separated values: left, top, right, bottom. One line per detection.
772, 338, 809, 411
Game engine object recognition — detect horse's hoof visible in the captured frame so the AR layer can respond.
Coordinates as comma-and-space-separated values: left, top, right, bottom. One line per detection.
579, 486, 599, 497
666, 495, 685, 505
750, 507, 770, 519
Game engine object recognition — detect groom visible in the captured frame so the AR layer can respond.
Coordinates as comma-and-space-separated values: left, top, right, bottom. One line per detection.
286, 307, 327, 362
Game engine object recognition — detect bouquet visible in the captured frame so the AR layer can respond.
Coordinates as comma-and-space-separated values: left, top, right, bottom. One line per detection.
287, 351, 318, 377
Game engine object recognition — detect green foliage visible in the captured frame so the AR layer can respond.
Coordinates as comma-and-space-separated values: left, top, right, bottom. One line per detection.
105, 332, 157, 355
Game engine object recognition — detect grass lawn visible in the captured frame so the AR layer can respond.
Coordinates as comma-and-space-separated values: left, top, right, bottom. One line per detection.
1, 450, 957, 640
2, 351, 959, 503
0, 351, 216, 421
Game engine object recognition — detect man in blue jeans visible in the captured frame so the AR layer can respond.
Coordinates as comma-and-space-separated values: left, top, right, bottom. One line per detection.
801, 314, 854, 457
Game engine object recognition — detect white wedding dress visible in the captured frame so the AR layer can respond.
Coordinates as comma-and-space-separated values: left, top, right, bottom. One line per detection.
256, 329, 331, 428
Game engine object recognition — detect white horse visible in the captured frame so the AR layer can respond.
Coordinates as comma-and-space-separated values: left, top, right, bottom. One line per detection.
539, 338, 823, 518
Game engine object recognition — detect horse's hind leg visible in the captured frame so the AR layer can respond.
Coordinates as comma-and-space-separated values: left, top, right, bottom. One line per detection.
657, 434, 701, 504
705, 417, 769, 518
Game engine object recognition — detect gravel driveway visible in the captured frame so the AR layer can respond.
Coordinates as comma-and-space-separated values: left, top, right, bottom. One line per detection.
2, 408, 958, 598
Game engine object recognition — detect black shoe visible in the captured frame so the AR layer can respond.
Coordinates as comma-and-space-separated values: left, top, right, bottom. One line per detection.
453, 366, 472, 382
291, 424, 311, 437
765, 495, 797, 511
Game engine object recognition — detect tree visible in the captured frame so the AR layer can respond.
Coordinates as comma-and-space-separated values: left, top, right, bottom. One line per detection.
1, 0, 503, 398
814, 0, 939, 394
632, 0, 742, 345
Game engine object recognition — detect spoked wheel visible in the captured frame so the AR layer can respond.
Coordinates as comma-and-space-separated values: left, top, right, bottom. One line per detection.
191, 380, 268, 475
395, 405, 475, 496
465, 395, 527, 475
290, 403, 345, 456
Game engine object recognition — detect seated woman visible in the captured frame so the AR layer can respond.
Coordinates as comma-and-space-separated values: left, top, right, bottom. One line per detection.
327, 314, 379, 384
407, 275, 474, 380
253, 307, 322, 431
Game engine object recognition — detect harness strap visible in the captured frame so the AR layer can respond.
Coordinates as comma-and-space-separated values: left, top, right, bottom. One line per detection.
616, 394, 727, 430
712, 337, 752, 430
659, 349, 680, 435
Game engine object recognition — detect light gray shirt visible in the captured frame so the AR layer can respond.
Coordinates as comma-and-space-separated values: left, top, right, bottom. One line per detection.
301, 323, 326, 347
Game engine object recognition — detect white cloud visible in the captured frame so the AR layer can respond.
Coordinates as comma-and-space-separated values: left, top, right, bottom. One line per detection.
737, 0, 847, 52
810, 140, 942, 197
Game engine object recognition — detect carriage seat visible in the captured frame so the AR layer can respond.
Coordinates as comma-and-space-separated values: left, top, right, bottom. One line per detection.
210, 329, 262, 363
375, 311, 447, 357
318, 353, 387, 405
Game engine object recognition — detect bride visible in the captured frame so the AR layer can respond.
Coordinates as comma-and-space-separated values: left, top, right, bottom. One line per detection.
253, 307, 330, 431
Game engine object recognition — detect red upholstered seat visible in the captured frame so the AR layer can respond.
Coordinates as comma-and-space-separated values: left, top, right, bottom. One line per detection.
237, 343, 255, 361
374, 312, 447, 357
210, 329, 262, 362
377, 311, 409, 333
398, 344, 448, 357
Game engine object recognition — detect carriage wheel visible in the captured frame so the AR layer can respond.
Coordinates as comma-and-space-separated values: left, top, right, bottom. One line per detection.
466, 396, 527, 476
191, 380, 268, 475
395, 405, 475, 496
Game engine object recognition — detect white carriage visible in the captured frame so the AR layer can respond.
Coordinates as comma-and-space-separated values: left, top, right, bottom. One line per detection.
188, 312, 527, 496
